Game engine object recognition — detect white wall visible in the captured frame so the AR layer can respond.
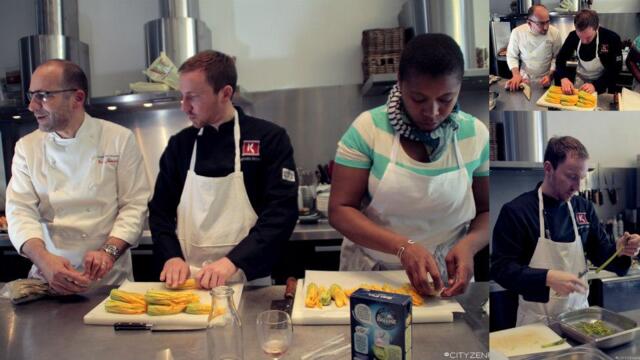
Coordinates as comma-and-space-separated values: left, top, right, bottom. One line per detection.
546, 112, 640, 168
77, 0, 159, 97
199, 0, 404, 92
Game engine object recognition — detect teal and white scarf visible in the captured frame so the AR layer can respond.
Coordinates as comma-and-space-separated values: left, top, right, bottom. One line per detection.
386, 83, 460, 162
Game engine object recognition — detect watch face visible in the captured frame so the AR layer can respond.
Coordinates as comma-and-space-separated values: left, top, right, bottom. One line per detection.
103, 245, 119, 257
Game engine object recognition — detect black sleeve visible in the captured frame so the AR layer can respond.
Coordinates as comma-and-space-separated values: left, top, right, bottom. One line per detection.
226, 128, 299, 280
555, 32, 579, 84
593, 31, 622, 93
584, 205, 630, 276
491, 204, 550, 303
149, 135, 187, 264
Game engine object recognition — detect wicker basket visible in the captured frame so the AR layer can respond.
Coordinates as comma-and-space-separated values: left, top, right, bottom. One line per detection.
362, 27, 404, 55
362, 53, 400, 81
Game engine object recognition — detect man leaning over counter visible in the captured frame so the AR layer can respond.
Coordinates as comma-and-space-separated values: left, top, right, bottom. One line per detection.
491, 136, 640, 327
6, 59, 151, 295
505, 4, 562, 91
149, 50, 299, 289
555, 9, 622, 95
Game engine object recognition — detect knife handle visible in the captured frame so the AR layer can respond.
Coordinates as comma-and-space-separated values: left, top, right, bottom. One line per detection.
114, 322, 151, 331
284, 277, 297, 298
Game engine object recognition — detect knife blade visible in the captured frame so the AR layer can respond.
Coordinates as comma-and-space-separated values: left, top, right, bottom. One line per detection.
520, 83, 531, 101
113, 322, 207, 332
270, 277, 297, 315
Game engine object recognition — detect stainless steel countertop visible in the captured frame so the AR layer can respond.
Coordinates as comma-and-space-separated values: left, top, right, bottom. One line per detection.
0, 282, 489, 359
0, 221, 342, 249
490, 79, 617, 111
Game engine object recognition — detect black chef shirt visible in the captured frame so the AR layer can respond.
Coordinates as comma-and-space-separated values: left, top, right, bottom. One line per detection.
149, 107, 299, 281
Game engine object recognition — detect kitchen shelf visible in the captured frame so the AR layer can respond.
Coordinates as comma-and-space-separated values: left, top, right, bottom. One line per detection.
490, 161, 543, 170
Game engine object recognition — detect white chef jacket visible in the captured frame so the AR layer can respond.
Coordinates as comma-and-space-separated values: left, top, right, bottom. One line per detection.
507, 24, 563, 79
6, 113, 151, 284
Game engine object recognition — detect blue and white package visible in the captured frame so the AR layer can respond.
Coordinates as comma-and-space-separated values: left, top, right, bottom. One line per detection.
350, 288, 412, 360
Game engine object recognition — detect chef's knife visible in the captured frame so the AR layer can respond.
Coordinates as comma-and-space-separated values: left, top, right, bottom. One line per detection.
114, 322, 207, 331
270, 277, 297, 315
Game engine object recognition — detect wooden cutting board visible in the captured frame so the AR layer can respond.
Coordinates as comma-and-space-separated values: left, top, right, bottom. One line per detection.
536, 87, 597, 111
83, 281, 243, 327
490, 323, 571, 358
291, 270, 464, 325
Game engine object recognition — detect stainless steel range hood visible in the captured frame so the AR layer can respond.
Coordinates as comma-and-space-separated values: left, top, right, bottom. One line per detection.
490, 111, 547, 170
144, 0, 212, 68
19, 0, 90, 104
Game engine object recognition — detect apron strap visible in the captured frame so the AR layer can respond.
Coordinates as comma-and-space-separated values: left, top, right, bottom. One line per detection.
566, 200, 580, 239
233, 110, 241, 173
452, 132, 463, 170
189, 128, 204, 171
188, 110, 241, 172
577, 30, 599, 64
538, 187, 580, 240
389, 133, 400, 164
538, 187, 546, 239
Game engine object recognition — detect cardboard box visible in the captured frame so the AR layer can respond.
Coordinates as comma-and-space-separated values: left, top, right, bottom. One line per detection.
350, 288, 412, 360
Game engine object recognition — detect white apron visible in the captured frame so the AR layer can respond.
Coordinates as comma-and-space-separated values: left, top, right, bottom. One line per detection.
520, 31, 554, 80
516, 188, 589, 326
340, 132, 476, 284
176, 111, 259, 284
30, 124, 132, 286
576, 31, 605, 87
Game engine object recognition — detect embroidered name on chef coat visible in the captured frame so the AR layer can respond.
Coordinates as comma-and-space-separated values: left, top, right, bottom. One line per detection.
576, 212, 589, 225
600, 44, 608, 54
242, 140, 260, 156
97, 155, 119, 164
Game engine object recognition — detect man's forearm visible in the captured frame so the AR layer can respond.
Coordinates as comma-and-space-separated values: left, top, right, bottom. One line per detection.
21, 238, 49, 263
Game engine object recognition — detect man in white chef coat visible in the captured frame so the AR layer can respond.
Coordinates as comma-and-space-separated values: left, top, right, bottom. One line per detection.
505, 4, 562, 91
6, 59, 151, 295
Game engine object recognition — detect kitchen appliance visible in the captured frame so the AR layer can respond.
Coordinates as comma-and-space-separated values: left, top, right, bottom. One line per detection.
144, 0, 212, 68
19, 0, 90, 104
499, 111, 547, 163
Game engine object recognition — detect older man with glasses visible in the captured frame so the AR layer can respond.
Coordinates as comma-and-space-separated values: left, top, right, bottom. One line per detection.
6, 59, 150, 295
506, 4, 562, 91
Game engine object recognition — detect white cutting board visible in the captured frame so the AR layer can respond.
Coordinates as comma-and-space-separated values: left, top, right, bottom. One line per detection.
490, 323, 571, 358
535, 87, 597, 111
619, 87, 640, 111
291, 270, 464, 325
83, 281, 243, 327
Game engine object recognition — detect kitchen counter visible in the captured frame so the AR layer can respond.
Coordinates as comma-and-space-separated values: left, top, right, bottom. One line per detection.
0, 282, 488, 359
0, 221, 342, 248
490, 79, 617, 111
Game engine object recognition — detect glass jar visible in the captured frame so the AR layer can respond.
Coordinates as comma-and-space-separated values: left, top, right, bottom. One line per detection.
207, 286, 243, 360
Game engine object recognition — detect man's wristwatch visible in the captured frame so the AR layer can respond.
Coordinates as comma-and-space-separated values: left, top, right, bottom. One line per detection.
101, 244, 120, 260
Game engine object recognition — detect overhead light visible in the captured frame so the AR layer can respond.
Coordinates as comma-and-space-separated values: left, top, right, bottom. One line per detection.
12, 115, 21, 119
143, 103, 153, 108
107, 106, 117, 111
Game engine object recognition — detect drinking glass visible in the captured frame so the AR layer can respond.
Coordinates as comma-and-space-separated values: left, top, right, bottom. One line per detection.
256, 310, 293, 359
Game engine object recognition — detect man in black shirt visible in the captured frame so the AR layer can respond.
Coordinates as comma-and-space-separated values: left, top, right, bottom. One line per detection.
149, 51, 298, 289
555, 9, 622, 94
491, 136, 639, 326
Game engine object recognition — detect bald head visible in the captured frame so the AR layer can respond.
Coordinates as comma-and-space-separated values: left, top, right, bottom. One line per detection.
527, 5, 551, 35
35, 59, 89, 101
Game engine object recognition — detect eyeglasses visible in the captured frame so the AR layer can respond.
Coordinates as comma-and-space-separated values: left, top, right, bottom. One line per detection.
528, 18, 551, 26
27, 89, 77, 102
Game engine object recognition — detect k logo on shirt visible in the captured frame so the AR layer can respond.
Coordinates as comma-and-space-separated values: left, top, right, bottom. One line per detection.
576, 212, 589, 225
242, 140, 260, 156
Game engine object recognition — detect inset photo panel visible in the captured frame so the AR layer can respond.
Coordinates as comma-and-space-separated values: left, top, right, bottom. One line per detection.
489, 111, 640, 358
